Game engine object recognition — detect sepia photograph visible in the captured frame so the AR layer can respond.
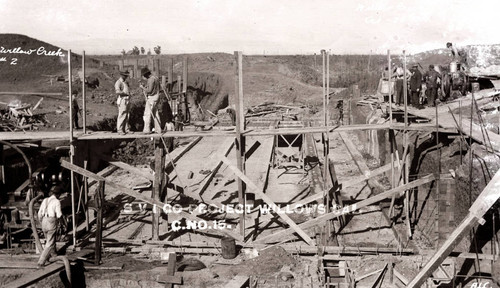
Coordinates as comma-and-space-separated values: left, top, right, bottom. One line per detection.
1, 0, 500, 287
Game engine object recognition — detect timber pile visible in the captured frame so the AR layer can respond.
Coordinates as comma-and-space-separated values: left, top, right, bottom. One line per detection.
246, 102, 306, 118
0, 98, 46, 131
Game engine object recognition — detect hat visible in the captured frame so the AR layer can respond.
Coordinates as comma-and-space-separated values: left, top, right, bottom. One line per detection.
141, 67, 151, 77
412, 64, 418, 68
50, 185, 63, 196
119, 70, 130, 77
446, 42, 452, 48
429, 64, 434, 69
71, 89, 79, 95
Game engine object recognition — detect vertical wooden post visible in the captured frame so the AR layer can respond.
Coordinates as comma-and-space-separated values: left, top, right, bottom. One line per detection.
152, 140, 165, 240
168, 59, 173, 87
182, 57, 188, 94
387, 50, 393, 122
324, 51, 330, 214
95, 180, 104, 265
322, 50, 326, 126
155, 58, 161, 77
162, 76, 166, 91
82, 51, 87, 134
403, 50, 408, 128
99, 60, 103, 68
118, 60, 123, 71
0, 144, 4, 186
387, 50, 395, 189
68, 49, 77, 248
134, 59, 139, 79
234, 51, 246, 237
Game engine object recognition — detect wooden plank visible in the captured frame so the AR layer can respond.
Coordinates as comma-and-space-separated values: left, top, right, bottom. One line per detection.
224, 275, 249, 288
97, 153, 154, 181
221, 156, 314, 245
152, 141, 164, 241
255, 174, 435, 244
338, 132, 386, 192
355, 268, 383, 282
60, 160, 244, 242
294, 162, 393, 207
407, 167, 500, 287
165, 136, 202, 170
0, 92, 63, 96
393, 269, 409, 286
95, 181, 104, 264
5, 249, 93, 288
370, 263, 388, 288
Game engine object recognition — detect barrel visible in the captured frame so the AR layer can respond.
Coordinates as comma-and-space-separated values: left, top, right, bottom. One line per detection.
221, 237, 237, 259
450, 62, 457, 73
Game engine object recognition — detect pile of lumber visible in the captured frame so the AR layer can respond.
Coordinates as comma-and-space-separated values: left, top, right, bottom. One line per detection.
0, 98, 46, 131
246, 102, 305, 118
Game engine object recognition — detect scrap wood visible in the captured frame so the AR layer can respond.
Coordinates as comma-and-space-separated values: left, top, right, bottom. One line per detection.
355, 268, 383, 282
370, 263, 388, 288
60, 160, 244, 242
224, 275, 250, 288
255, 174, 435, 244
221, 156, 314, 245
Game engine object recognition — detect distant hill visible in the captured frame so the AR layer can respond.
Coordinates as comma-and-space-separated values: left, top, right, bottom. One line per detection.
0, 34, 81, 86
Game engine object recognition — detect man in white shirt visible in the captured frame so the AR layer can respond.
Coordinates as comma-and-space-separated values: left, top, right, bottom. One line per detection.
115, 71, 132, 135
37, 186, 63, 267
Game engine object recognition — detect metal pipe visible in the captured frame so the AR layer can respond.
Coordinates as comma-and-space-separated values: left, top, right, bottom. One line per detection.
0, 140, 42, 252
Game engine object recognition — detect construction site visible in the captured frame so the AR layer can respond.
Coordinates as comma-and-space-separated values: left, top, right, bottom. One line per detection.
1, 33, 500, 288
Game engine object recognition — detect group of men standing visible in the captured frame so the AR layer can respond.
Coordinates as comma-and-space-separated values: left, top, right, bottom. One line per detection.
114, 67, 164, 135
390, 63, 442, 109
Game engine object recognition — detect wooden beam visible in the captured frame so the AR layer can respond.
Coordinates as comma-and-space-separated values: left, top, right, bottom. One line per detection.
224, 275, 249, 288
338, 132, 386, 192
255, 174, 435, 244
221, 156, 314, 245
0, 92, 63, 96
152, 141, 164, 240
370, 263, 388, 288
407, 167, 500, 287
60, 160, 243, 241
165, 136, 202, 170
95, 181, 104, 264
234, 51, 246, 237
97, 153, 154, 181
5, 250, 93, 288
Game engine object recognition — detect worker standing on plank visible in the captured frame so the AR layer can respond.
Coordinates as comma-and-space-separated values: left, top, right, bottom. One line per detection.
115, 71, 132, 135
423, 64, 442, 107
409, 64, 423, 109
140, 67, 161, 134
446, 42, 468, 68
71, 89, 81, 129
37, 185, 63, 268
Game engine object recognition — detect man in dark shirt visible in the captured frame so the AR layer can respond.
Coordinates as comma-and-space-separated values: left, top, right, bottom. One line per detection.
423, 65, 442, 107
140, 67, 161, 134
71, 89, 81, 129
409, 64, 422, 109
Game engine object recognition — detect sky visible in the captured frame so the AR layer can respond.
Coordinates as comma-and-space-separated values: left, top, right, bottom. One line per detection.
1, 0, 499, 55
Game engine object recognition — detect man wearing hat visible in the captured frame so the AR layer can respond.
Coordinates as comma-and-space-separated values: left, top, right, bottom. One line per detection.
423, 64, 442, 107
71, 89, 81, 129
37, 185, 63, 268
140, 67, 161, 134
409, 64, 423, 108
115, 70, 132, 135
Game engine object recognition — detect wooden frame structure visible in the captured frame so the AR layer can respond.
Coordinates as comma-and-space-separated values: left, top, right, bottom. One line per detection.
3, 49, 500, 288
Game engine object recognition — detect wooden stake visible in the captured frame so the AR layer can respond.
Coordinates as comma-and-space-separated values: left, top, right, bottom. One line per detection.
95, 181, 104, 264
234, 51, 246, 237
152, 140, 164, 240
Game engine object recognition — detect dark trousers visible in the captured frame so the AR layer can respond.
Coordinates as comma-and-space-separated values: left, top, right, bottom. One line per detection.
395, 79, 404, 105
427, 87, 438, 107
411, 91, 420, 108
72, 112, 79, 129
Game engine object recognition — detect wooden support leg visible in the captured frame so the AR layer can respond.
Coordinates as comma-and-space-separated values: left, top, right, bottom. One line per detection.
95, 180, 104, 265
153, 140, 165, 241
0, 144, 4, 186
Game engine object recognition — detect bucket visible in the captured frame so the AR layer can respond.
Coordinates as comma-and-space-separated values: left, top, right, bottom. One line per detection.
221, 237, 237, 259
246, 193, 255, 208
472, 82, 480, 92
450, 62, 457, 73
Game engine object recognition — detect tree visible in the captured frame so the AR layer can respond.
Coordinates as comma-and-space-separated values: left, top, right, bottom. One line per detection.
147, 49, 151, 56
132, 46, 140, 55
154, 45, 161, 55
141, 47, 145, 54
121, 49, 126, 55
